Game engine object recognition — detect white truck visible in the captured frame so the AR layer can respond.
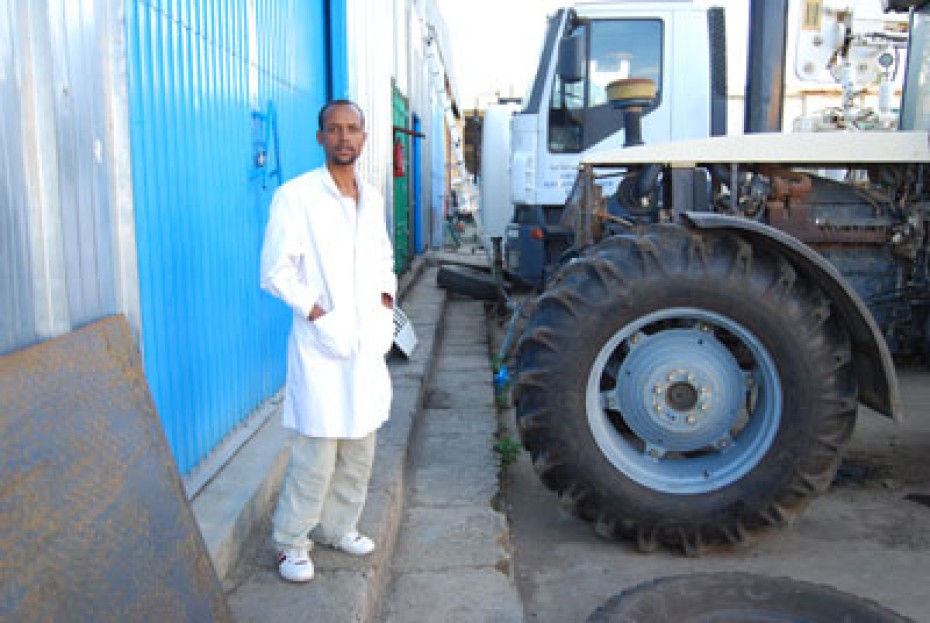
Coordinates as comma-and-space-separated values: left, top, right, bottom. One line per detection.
478, 1, 726, 287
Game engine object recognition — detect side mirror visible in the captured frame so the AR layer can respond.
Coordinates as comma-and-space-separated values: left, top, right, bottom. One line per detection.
557, 33, 586, 83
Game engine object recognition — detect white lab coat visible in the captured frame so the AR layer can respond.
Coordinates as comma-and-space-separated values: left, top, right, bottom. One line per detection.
260, 166, 397, 438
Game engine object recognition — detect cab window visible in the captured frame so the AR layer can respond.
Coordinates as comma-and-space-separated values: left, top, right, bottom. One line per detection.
549, 19, 663, 153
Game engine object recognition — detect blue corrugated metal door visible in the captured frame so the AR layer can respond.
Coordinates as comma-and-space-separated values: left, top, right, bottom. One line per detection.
431, 104, 446, 248
413, 115, 424, 254
126, 0, 340, 475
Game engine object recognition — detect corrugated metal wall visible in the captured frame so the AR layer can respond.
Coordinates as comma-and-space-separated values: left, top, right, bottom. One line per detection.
412, 115, 424, 253
345, 0, 451, 260
414, 0, 451, 249
430, 101, 446, 246
1, 0, 138, 356
125, 0, 333, 474
407, 1, 430, 254
345, 0, 394, 218
3, 0, 457, 479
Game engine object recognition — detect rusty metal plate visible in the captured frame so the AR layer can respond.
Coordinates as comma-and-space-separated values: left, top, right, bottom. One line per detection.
0, 315, 233, 622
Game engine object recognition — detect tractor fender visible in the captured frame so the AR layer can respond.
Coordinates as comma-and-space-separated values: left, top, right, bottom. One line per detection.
683, 211, 902, 421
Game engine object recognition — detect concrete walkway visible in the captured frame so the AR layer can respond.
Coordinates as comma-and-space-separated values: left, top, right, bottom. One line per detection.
192, 257, 522, 621
376, 298, 524, 622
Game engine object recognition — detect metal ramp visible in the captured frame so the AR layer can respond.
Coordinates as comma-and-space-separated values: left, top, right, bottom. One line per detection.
0, 315, 232, 622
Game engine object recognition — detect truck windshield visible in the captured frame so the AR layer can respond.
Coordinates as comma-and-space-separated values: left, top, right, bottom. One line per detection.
549, 19, 662, 153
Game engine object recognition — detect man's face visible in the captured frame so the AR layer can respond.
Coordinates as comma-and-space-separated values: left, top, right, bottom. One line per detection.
317, 104, 366, 166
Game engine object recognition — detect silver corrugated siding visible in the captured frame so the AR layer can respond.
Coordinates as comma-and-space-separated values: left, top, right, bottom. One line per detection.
1, 0, 137, 355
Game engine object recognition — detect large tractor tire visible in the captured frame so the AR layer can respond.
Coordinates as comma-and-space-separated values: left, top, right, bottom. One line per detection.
514, 226, 858, 554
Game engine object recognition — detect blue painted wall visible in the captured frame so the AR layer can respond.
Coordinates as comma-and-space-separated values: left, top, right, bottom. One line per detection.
413, 115, 424, 253
431, 104, 446, 248
126, 0, 345, 474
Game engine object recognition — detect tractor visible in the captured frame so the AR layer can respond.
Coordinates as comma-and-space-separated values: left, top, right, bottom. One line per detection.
508, 0, 930, 554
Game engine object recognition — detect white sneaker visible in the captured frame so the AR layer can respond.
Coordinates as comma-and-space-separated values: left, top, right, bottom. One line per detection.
277, 548, 314, 582
334, 531, 375, 556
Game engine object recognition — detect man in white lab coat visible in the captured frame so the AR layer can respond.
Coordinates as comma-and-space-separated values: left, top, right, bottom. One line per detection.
260, 100, 396, 583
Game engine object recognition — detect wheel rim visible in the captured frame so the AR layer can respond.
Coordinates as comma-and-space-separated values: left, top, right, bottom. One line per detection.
586, 307, 782, 494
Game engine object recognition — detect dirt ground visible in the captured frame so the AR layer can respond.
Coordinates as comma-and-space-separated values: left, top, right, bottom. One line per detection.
486, 303, 930, 622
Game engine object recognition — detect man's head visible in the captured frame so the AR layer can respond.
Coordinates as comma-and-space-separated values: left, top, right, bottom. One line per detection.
317, 100, 367, 167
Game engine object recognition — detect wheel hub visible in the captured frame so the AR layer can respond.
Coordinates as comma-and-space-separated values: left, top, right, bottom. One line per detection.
666, 381, 698, 411
615, 327, 745, 453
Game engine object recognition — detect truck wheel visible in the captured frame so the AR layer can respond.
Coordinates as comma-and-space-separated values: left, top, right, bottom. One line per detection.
514, 227, 858, 554
586, 573, 913, 622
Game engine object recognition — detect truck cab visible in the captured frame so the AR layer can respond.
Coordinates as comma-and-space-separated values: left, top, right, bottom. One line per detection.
493, 1, 726, 286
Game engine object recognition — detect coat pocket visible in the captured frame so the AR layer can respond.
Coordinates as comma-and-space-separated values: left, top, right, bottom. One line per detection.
369, 305, 395, 356
312, 310, 358, 359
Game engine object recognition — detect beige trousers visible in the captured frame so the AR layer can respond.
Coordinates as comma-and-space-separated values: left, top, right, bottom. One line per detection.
272, 430, 377, 550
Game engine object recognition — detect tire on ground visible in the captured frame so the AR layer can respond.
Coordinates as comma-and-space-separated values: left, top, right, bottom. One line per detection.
514, 226, 858, 554
586, 573, 913, 622
437, 264, 501, 302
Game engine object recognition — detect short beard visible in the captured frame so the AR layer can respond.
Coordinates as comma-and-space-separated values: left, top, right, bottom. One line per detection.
331, 151, 358, 166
